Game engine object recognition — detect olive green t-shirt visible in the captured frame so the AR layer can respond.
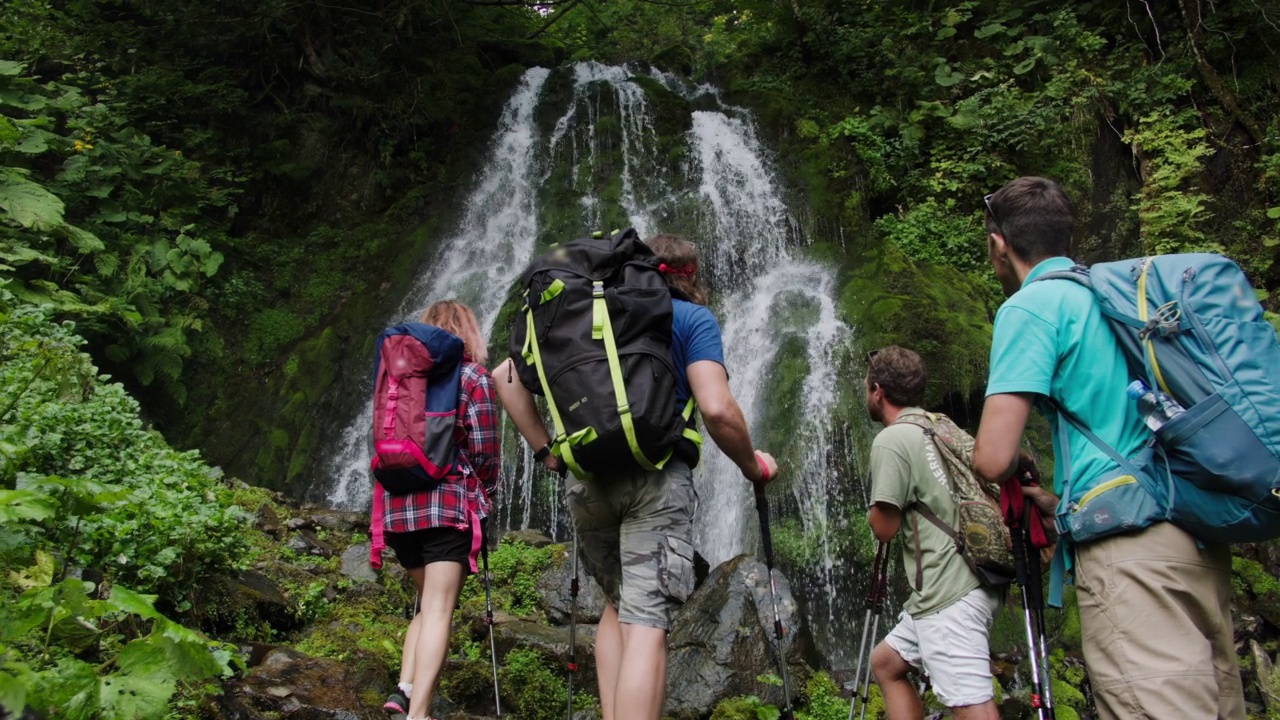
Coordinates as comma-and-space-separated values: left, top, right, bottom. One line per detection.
869, 408, 980, 618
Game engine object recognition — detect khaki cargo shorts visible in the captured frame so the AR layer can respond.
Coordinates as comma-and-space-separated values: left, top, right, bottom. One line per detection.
565, 459, 697, 631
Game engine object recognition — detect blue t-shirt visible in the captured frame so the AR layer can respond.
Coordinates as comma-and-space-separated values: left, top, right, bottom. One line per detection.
986, 257, 1147, 495
671, 299, 726, 405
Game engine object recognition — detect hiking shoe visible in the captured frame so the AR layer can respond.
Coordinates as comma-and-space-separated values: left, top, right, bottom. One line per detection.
382, 693, 408, 715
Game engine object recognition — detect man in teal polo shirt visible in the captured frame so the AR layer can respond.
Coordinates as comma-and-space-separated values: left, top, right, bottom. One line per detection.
970, 176, 1243, 720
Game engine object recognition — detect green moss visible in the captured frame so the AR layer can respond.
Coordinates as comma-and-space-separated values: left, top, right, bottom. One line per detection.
459, 540, 556, 617
837, 243, 992, 406
499, 647, 588, 720
1234, 556, 1280, 626
709, 696, 772, 720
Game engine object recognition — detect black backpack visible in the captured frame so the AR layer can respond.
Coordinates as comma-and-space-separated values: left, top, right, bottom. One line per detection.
509, 229, 697, 478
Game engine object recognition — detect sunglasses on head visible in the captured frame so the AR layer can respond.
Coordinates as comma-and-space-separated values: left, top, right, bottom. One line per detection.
984, 192, 1007, 237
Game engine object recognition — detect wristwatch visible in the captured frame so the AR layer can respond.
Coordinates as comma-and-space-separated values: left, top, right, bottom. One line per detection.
533, 443, 552, 462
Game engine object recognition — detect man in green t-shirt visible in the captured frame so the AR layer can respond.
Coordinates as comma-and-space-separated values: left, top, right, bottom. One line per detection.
863, 346, 999, 720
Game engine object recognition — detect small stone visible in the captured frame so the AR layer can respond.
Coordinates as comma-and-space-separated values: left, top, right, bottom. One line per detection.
266, 685, 293, 698
286, 517, 313, 531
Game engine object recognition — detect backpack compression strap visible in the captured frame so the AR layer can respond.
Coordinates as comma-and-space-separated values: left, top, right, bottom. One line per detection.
593, 280, 673, 472
524, 305, 588, 478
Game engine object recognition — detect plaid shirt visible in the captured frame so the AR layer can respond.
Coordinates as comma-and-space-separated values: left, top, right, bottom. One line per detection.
382, 361, 499, 533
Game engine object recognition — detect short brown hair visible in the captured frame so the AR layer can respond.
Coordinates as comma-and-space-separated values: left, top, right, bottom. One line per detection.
420, 300, 487, 365
984, 176, 1074, 262
645, 233, 709, 306
867, 346, 926, 408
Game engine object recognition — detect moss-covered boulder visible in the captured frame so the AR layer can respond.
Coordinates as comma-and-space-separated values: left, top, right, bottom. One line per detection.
837, 242, 993, 408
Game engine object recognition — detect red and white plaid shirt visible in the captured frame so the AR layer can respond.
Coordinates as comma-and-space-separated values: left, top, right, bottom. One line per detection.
381, 360, 499, 534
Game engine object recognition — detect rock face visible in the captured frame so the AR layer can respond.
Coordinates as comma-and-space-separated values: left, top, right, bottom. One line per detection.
339, 543, 377, 583
665, 554, 809, 719
211, 647, 384, 719
537, 545, 607, 625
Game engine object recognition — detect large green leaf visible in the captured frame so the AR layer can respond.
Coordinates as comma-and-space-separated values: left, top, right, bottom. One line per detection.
0, 489, 56, 524
0, 664, 30, 717
0, 61, 24, 77
107, 586, 163, 621
97, 672, 174, 720
0, 169, 66, 231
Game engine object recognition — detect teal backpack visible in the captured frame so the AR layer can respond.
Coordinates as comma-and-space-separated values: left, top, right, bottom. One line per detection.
1038, 253, 1280, 546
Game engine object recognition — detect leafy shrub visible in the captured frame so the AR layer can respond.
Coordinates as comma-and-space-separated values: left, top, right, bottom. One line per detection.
458, 540, 555, 617
0, 305, 249, 609
498, 648, 581, 720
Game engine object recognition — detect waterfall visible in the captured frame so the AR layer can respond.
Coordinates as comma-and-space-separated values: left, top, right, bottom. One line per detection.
319, 66, 551, 509
311, 62, 861, 664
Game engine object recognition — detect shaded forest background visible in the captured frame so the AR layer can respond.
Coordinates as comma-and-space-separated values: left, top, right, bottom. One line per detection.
4, 0, 1280, 472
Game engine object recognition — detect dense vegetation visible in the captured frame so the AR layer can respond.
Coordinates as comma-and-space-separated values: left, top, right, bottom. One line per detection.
4, 0, 1280, 717
4, 0, 1279, 480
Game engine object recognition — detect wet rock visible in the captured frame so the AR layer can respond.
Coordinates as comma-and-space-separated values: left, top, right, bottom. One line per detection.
340, 543, 378, 583
211, 647, 382, 719
665, 555, 811, 719
537, 545, 607, 625
287, 529, 336, 557
503, 529, 555, 548
255, 503, 283, 537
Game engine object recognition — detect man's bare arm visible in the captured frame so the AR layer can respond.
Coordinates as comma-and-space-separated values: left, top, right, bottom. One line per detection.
973, 392, 1034, 485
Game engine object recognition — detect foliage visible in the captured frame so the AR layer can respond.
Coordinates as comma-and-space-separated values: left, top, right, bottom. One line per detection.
0, 577, 238, 720
0, 61, 233, 395
0, 306, 250, 609
458, 540, 555, 617
498, 647, 591, 720
711, 672, 881, 720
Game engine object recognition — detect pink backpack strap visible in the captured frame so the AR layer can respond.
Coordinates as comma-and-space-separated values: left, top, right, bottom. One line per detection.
467, 507, 483, 574
370, 481, 386, 570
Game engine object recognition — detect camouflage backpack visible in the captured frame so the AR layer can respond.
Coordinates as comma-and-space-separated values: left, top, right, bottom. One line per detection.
894, 412, 1015, 588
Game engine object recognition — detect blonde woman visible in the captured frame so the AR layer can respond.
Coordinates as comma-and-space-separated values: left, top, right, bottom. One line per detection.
379, 300, 498, 720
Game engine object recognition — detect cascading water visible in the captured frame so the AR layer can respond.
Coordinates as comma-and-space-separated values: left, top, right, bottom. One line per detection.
311, 62, 866, 666
318, 66, 550, 509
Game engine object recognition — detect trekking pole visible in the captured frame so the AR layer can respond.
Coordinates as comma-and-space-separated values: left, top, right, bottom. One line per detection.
566, 520, 579, 720
1023, 510, 1055, 719
849, 540, 890, 720
753, 481, 795, 720
481, 525, 502, 716
849, 540, 890, 717
1011, 515, 1052, 720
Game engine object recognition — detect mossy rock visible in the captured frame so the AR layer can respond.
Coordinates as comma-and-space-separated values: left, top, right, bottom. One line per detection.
1235, 556, 1280, 628
838, 242, 992, 407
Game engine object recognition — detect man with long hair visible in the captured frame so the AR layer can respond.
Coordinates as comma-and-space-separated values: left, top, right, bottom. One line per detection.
495, 233, 778, 720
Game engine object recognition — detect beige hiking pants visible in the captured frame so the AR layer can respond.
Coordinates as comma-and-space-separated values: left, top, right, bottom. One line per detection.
1075, 521, 1244, 719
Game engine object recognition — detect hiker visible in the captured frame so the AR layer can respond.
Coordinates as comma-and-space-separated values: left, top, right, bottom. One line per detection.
863, 346, 1001, 720
494, 232, 779, 720
970, 176, 1245, 719
376, 300, 500, 720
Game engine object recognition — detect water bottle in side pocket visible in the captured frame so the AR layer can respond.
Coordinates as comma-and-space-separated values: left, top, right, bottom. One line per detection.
1126, 380, 1185, 432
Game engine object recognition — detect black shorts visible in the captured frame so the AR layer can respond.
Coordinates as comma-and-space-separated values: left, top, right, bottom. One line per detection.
384, 525, 478, 572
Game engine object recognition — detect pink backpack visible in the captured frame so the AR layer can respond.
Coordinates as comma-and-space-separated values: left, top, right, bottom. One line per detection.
368, 322, 464, 567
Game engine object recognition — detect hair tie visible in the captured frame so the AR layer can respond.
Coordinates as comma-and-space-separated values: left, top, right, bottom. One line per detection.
659, 263, 697, 277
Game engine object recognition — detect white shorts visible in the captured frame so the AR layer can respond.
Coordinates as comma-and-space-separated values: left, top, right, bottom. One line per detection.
883, 586, 999, 708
